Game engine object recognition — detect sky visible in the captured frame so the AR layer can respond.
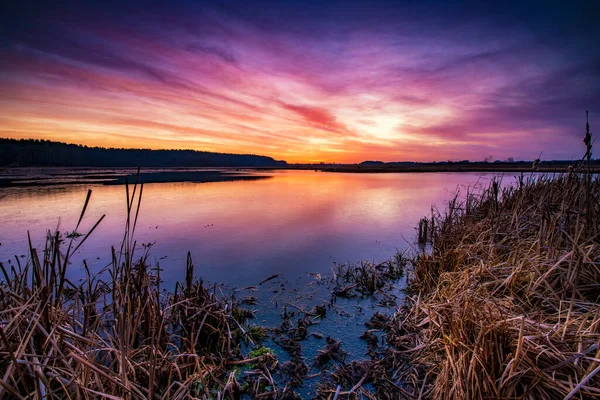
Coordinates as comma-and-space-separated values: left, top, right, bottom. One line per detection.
0, 0, 598, 163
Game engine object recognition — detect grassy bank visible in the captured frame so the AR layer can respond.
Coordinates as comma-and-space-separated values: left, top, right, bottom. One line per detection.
387, 170, 600, 398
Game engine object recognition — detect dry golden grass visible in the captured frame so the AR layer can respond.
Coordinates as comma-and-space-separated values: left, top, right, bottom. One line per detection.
0, 181, 283, 399
388, 170, 600, 399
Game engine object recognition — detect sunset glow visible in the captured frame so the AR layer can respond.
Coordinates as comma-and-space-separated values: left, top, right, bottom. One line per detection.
1, 0, 598, 163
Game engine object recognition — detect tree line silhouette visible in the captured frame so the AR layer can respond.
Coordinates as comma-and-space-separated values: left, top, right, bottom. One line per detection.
0, 138, 287, 168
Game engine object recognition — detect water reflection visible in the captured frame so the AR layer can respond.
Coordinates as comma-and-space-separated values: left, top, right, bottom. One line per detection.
0, 170, 512, 287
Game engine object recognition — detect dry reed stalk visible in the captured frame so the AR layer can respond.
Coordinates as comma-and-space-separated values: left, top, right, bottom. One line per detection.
388, 169, 600, 399
0, 176, 287, 399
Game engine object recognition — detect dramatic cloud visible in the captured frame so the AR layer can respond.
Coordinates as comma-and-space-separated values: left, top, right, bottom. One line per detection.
0, 0, 598, 162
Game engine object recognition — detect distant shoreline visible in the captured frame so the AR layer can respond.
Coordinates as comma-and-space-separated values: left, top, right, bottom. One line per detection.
0, 168, 271, 188
1, 163, 599, 188
315, 165, 600, 174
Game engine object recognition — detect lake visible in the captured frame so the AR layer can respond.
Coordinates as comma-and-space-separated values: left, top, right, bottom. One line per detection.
1, 169, 519, 394
0, 170, 510, 287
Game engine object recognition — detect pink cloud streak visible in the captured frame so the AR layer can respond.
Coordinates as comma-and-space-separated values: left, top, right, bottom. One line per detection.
0, 2, 596, 163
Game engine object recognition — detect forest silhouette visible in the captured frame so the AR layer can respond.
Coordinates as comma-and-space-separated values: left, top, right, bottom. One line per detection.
0, 138, 287, 168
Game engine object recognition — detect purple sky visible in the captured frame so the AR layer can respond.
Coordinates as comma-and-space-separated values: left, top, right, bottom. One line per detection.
1, 0, 598, 162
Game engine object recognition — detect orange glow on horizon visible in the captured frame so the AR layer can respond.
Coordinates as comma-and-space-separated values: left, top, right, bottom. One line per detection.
0, 1, 592, 164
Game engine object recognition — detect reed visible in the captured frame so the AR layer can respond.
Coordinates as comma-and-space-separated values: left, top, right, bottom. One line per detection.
387, 163, 600, 398
0, 178, 283, 399
331, 256, 405, 298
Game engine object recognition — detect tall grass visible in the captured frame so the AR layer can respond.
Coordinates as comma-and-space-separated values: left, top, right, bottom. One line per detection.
0, 178, 280, 399
388, 167, 600, 398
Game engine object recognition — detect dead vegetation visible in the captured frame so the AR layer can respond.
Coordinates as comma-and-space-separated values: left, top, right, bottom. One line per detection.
387, 148, 600, 398
331, 255, 405, 298
0, 180, 292, 399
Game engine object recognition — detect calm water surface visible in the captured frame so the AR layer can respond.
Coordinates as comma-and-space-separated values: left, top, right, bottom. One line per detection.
1, 169, 517, 394
0, 170, 509, 287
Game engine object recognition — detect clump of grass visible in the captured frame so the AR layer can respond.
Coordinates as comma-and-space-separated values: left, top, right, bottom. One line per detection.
314, 336, 348, 366
0, 178, 282, 399
387, 135, 600, 397
314, 359, 412, 400
247, 324, 268, 343
331, 255, 406, 298
247, 345, 274, 359
281, 359, 309, 387
237, 345, 277, 370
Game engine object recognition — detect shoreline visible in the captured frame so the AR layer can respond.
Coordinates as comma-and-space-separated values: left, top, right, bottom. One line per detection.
1, 169, 599, 398
387, 171, 600, 398
1, 164, 597, 189
0, 169, 271, 187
